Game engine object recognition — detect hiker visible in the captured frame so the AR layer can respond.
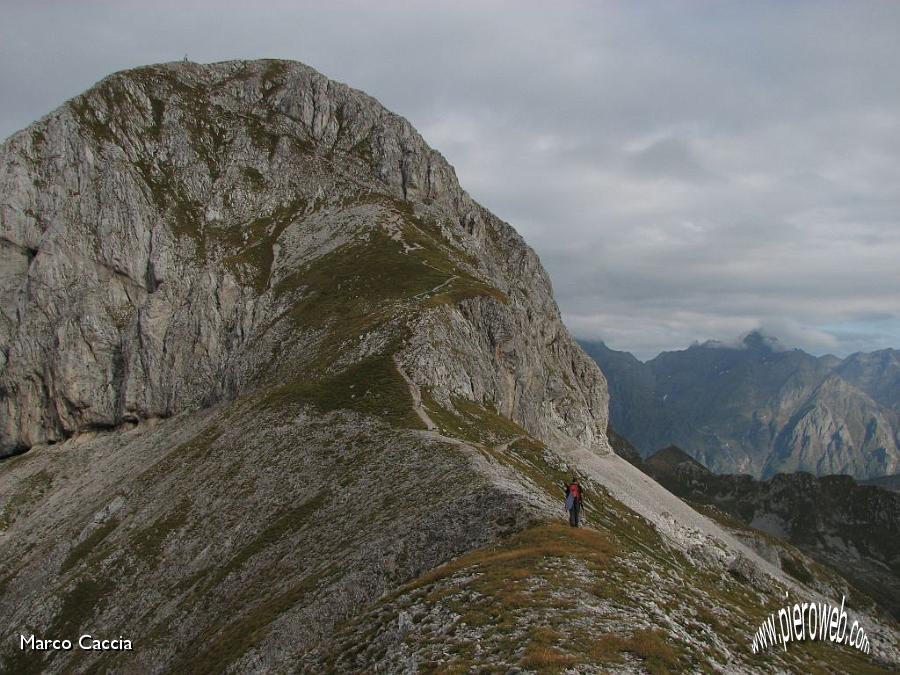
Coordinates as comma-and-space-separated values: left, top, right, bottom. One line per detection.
565, 477, 584, 527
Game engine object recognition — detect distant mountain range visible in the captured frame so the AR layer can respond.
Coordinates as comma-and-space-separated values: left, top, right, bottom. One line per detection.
608, 432, 900, 621
582, 332, 900, 479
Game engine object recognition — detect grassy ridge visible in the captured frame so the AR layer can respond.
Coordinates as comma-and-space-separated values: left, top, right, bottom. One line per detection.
258, 197, 508, 427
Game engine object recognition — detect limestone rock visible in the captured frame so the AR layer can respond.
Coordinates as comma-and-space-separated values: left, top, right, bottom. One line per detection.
0, 59, 609, 458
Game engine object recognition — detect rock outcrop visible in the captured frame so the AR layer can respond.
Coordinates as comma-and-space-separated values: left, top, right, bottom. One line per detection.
0, 59, 608, 458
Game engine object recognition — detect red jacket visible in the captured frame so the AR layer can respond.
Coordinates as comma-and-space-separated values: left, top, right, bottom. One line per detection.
565, 482, 583, 502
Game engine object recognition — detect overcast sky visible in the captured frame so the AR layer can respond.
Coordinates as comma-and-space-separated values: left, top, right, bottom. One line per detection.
3, 1, 899, 360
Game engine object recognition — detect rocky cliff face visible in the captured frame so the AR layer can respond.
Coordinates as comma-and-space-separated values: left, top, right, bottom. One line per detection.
582, 334, 900, 479
765, 373, 899, 477
0, 59, 613, 672
0, 59, 607, 458
837, 349, 900, 411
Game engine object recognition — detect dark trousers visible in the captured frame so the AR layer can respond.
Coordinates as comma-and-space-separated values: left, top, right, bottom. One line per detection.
568, 503, 581, 527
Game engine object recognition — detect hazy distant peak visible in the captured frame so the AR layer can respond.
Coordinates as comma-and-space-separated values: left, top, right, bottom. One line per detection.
741, 330, 784, 351
691, 329, 785, 353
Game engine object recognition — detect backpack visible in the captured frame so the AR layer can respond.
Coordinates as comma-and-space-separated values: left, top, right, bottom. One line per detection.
569, 483, 581, 500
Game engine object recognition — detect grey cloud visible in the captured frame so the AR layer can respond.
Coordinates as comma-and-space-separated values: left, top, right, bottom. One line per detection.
2, 1, 899, 359
624, 137, 717, 182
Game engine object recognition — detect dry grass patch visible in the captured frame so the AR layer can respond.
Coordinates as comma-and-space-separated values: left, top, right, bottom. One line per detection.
628, 628, 678, 673
583, 628, 678, 673
529, 625, 563, 645
520, 646, 578, 670
408, 522, 618, 592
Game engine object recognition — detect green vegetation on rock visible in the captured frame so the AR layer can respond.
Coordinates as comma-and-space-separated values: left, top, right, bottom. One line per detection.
262, 355, 424, 429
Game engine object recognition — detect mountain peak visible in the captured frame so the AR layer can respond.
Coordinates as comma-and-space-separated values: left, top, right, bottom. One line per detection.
692, 329, 785, 353
740, 330, 783, 351
0, 57, 609, 457
589, 328, 900, 480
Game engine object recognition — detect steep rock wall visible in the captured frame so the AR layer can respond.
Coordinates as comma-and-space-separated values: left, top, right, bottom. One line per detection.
0, 59, 608, 456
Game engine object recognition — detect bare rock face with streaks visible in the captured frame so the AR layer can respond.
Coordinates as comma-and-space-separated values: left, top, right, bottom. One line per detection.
0, 59, 608, 458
